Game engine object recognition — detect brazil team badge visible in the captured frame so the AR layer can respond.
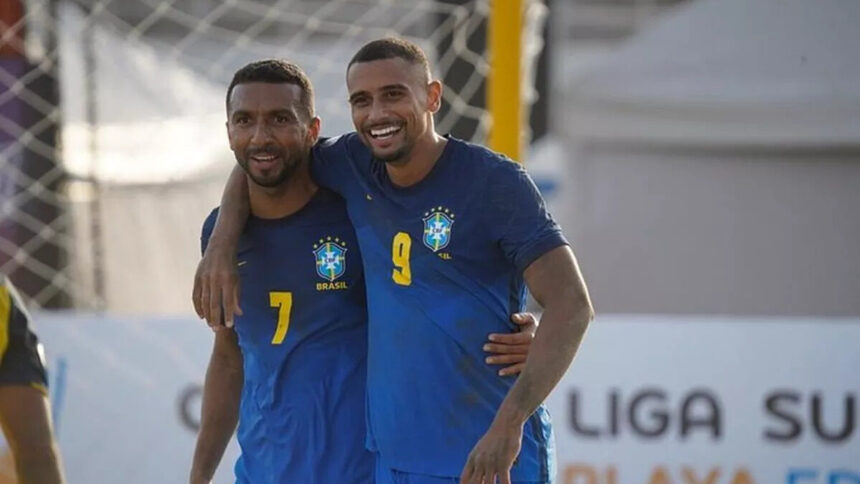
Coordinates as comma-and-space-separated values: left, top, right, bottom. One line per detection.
423, 207, 455, 252
313, 237, 347, 282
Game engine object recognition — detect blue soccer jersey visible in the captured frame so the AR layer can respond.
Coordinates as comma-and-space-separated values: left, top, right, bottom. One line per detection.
201, 188, 373, 484
311, 134, 568, 481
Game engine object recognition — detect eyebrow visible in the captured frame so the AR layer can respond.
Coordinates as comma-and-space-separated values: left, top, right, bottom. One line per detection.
348, 83, 409, 103
230, 108, 297, 118
380, 83, 408, 91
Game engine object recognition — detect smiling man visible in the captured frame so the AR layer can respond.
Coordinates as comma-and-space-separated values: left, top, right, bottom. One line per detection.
190, 61, 369, 484
196, 38, 593, 484
189, 59, 537, 484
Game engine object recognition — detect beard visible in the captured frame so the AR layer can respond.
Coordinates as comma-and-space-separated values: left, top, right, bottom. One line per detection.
363, 130, 414, 164
360, 118, 422, 164
238, 148, 303, 188
373, 144, 411, 164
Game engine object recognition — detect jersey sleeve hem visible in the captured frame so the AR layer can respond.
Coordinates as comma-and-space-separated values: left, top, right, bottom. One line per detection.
514, 230, 569, 274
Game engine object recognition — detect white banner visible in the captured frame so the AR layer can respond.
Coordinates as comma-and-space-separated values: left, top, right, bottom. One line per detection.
23, 313, 239, 484
2, 314, 856, 483
545, 316, 860, 484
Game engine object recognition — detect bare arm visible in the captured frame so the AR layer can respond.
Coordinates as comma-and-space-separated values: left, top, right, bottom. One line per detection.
0, 386, 66, 484
192, 165, 249, 328
494, 245, 591, 424
461, 245, 593, 484
189, 330, 243, 484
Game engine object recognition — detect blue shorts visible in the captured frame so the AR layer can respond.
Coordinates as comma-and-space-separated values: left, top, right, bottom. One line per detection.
374, 454, 551, 484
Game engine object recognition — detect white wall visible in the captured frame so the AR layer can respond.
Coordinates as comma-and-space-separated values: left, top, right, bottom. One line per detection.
559, 142, 860, 316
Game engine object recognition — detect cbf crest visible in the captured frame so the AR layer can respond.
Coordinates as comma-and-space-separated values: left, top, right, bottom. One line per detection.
313, 237, 347, 282
423, 206, 455, 252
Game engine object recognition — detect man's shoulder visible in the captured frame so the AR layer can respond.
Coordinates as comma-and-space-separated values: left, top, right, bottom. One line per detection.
311, 133, 370, 191
451, 137, 518, 170
316, 131, 360, 145
450, 138, 526, 187
314, 132, 365, 157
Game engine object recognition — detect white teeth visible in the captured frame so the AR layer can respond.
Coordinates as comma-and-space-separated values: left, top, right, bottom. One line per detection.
370, 125, 401, 137
253, 154, 276, 161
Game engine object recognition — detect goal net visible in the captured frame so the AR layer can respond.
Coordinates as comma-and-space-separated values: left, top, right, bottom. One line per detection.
2, 0, 546, 312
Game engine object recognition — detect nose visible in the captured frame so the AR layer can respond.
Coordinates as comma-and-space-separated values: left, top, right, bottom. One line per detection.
250, 121, 272, 146
368, 98, 388, 124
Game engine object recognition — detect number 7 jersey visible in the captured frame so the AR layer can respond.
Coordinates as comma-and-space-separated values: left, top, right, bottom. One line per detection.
200, 188, 372, 483
312, 134, 568, 481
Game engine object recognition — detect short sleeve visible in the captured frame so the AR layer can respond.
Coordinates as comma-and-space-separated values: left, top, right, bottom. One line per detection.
487, 160, 568, 273
200, 208, 219, 256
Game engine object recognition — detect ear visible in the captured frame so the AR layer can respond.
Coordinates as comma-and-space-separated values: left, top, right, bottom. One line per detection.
426, 80, 443, 113
307, 116, 322, 143
226, 120, 236, 150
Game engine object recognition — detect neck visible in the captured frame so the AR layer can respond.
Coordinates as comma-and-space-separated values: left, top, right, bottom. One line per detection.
385, 130, 448, 188
248, 163, 318, 219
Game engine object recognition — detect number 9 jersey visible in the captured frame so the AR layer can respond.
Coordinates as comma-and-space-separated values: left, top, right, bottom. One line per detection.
200, 188, 372, 483
312, 134, 567, 481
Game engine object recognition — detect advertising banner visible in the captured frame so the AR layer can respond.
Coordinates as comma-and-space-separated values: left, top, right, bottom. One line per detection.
1, 314, 855, 483
546, 316, 859, 484
15, 314, 239, 484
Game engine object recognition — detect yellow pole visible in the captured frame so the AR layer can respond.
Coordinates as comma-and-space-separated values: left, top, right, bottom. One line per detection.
488, 0, 523, 162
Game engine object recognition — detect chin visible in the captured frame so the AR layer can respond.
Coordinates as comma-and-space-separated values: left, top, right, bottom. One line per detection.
251, 168, 293, 188
373, 146, 410, 164
251, 176, 283, 188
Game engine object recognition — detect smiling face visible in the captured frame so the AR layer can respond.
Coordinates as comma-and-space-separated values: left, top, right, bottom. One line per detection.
227, 82, 319, 188
346, 57, 441, 165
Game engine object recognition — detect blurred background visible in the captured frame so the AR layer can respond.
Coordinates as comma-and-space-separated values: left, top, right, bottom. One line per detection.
1, 0, 858, 482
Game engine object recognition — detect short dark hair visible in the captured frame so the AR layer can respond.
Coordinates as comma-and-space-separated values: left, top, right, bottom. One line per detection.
347, 37, 431, 81
226, 59, 314, 120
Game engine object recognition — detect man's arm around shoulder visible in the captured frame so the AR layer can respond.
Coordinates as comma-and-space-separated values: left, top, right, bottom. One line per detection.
193, 165, 249, 329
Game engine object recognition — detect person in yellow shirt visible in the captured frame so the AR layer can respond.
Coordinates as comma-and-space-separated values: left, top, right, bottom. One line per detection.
0, 276, 64, 484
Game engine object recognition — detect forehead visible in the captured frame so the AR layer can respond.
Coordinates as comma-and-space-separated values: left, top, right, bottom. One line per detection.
347, 58, 426, 93
228, 82, 303, 113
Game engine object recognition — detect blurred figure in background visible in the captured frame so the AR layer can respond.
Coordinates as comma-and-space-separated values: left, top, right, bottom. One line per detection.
0, 276, 65, 484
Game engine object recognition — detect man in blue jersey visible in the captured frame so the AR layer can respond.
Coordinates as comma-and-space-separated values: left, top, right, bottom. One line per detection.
195, 38, 593, 483
189, 60, 538, 484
